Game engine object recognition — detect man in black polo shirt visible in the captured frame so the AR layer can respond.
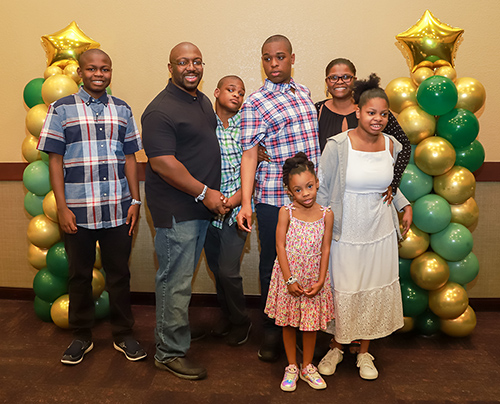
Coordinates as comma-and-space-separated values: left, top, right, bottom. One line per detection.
142, 42, 227, 380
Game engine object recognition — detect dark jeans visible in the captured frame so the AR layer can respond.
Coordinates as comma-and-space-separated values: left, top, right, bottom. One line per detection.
255, 203, 281, 333
64, 224, 134, 340
204, 218, 249, 326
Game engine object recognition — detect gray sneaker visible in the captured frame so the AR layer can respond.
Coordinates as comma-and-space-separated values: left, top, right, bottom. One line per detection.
318, 347, 343, 375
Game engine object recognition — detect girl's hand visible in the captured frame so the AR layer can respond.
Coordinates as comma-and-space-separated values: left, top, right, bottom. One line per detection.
382, 185, 393, 205
287, 282, 304, 297
304, 281, 324, 298
400, 204, 413, 237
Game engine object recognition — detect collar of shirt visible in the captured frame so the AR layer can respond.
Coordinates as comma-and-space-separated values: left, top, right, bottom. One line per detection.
166, 78, 201, 103
78, 87, 109, 106
263, 77, 297, 93
216, 110, 241, 130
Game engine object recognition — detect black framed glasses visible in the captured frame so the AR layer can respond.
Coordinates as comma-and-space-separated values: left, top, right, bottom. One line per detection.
326, 74, 354, 83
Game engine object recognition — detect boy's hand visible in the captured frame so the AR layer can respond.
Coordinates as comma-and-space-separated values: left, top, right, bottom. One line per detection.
287, 281, 304, 297
304, 281, 324, 298
203, 188, 229, 215
58, 207, 77, 234
126, 204, 140, 236
236, 205, 253, 232
257, 145, 271, 163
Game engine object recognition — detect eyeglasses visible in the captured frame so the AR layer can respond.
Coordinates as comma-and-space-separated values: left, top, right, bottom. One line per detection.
171, 59, 205, 68
326, 74, 354, 83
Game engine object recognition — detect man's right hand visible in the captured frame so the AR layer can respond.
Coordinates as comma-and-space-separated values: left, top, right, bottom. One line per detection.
203, 188, 229, 215
58, 206, 78, 234
236, 205, 253, 232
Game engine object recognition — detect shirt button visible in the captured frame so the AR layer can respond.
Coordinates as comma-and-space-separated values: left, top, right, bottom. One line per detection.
103, 193, 107, 196
101, 144, 104, 147
100, 128, 103, 131
103, 177, 107, 180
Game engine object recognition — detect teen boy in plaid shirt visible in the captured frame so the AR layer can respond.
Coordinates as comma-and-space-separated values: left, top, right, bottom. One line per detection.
237, 35, 320, 362
38, 49, 146, 365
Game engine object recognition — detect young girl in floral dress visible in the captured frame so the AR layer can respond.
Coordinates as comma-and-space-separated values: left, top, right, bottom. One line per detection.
265, 152, 334, 392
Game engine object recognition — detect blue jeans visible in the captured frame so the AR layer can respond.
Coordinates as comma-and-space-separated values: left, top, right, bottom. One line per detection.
154, 218, 209, 362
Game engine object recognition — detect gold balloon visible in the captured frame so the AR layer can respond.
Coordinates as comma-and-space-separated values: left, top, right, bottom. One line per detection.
43, 65, 63, 79
429, 282, 468, 319
455, 77, 486, 113
410, 252, 450, 291
396, 10, 464, 70
51, 294, 70, 329
397, 317, 415, 333
397, 106, 436, 145
385, 77, 417, 114
413, 60, 435, 71
27, 214, 61, 249
411, 67, 434, 86
434, 65, 457, 82
94, 242, 102, 269
43, 191, 59, 223
415, 136, 456, 176
64, 63, 81, 84
440, 305, 477, 337
398, 224, 430, 259
41, 21, 100, 66
433, 166, 476, 205
42, 74, 79, 105
22, 135, 41, 163
432, 59, 452, 69
450, 197, 479, 228
51, 59, 78, 70
25, 104, 48, 138
27, 243, 48, 270
92, 269, 106, 300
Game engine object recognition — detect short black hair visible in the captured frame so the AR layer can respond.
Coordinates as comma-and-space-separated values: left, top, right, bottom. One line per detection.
261, 34, 292, 54
79, 49, 111, 66
325, 58, 356, 77
282, 152, 315, 189
217, 75, 244, 89
353, 73, 389, 108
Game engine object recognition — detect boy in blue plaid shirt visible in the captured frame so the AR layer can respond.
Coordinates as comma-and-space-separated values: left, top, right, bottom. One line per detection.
204, 76, 252, 346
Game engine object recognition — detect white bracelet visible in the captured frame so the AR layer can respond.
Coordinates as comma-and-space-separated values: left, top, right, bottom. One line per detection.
195, 185, 208, 202
286, 276, 298, 286
131, 199, 142, 206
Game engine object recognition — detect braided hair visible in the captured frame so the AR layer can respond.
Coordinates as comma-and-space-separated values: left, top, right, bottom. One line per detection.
282, 152, 316, 189
353, 73, 389, 108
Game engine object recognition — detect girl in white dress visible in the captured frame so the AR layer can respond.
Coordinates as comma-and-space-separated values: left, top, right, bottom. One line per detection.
317, 74, 412, 380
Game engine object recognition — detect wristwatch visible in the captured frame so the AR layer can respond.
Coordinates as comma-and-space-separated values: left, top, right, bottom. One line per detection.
195, 185, 208, 202
131, 199, 142, 206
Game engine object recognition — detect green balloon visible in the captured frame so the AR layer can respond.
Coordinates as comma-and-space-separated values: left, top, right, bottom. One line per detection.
416, 76, 458, 116
399, 164, 433, 202
23, 160, 52, 196
415, 310, 441, 336
34, 296, 53, 322
95, 290, 110, 319
399, 258, 413, 280
40, 151, 50, 165
413, 194, 452, 234
46, 242, 69, 279
455, 139, 485, 173
447, 252, 479, 284
33, 268, 68, 303
24, 192, 45, 217
23, 78, 45, 108
400, 279, 428, 317
430, 223, 473, 262
436, 108, 479, 149
409, 144, 416, 165
425, 55, 441, 63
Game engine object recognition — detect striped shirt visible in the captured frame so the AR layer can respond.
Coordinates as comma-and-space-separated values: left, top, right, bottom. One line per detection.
240, 78, 320, 207
37, 87, 142, 229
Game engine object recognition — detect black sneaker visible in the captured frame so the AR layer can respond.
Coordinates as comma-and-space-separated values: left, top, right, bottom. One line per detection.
211, 317, 231, 337
61, 339, 93, 365
113, 338, 147, 361
258, 330, 281, 362
155, 357, 207, 380
226, 321, 252, 346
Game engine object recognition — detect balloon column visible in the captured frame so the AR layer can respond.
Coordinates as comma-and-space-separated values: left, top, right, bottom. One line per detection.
23, 22, 109, 327
391, 11, 483, 337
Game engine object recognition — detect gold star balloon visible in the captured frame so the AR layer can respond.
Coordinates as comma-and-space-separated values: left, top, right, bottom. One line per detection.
396, 10, 464, 72
41, 21, 100, 67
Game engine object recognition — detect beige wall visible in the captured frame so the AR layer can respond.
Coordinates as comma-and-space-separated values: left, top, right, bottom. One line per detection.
1, 1, 499, 297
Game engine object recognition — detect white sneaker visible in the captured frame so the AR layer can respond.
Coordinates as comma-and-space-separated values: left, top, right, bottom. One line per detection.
357, 352, 378, 380
318, 347, 343, 376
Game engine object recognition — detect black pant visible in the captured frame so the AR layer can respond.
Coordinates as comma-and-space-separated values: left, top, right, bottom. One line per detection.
64, 224, 134, 340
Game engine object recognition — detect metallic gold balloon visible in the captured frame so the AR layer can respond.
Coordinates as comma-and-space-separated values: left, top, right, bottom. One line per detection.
429, 282, 468, 319
396, 10, 464, 70
414, 137, 456, 176
411, 67, 434, 86
413, 61, 435, 71
433, 166, 476, 205
51, 294, 70, 329
22, 135, 41, 163
450, 197, 479, 228
27, 243, 49, 270
41, 21, 100, 66
433, 60, 452, 69
43, 191, 59, 223
398, 224, 430, 259
43, 65, 63, 79
397, 106, 436, 145
92, 269, 106, 300
25, 104, 48, 138
455, 77, 486, 113
385, 77, 417, 114
397, 317, 415, 333
27, 214, 61, 249
94, 242, 102, 269
440, 305, 476, 337
410, 252, 450, 291
64, 63, 81, 84
42, 74, 79, 105
434, 66, 457, 82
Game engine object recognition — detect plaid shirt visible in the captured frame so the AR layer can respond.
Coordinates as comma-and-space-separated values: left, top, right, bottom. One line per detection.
241, 78, 320, 207
37, 87, 142, 229
212, 112, 243, 229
